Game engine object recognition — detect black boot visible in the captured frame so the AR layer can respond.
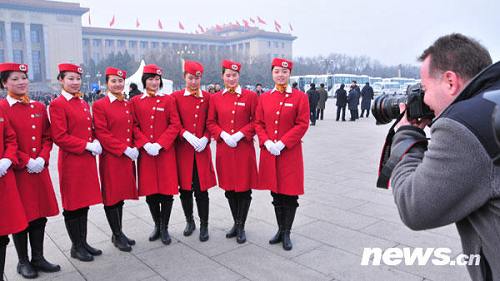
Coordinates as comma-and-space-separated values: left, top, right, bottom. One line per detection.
197, 198, 209, 242
236, 198, 251, 244
160, 199, 173, 245
13, 230, 38, 278
80, 211, 102, 256
65, 217, 93, 262
0, 236, 8, 281
180, 194, 196, 236
147, 200, 161, 241
282, 206, 297, 251
225, 195, 238, 239
269, 206, 284, 244
105, 207, 132, 252
117, 204, 135, 245
29, 219, 61, 272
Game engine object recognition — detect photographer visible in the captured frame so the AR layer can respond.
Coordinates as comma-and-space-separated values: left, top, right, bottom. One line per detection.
390, 34, 498, 280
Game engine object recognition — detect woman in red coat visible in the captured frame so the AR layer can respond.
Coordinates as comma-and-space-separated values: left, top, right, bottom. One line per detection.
0, 66, 27, 281
93, 67, 138, 252
130, 64, 180, 245
255, 58, 309, 251
172, 60, 216, 242
0, 63, 60, 278
207, 60, 258, 244
49, 63, 103, 262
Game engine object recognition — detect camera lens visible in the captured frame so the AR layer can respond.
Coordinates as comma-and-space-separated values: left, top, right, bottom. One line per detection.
371, 94, 407, 125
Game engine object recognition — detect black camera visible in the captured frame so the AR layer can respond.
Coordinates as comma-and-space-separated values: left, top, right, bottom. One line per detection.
371, 83, 435, 125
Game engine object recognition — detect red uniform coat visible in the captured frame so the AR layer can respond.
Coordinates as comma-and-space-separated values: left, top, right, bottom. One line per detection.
172, 89, 216, 191
207, 89, 258, 191
93, 95, 138, 206
0, 111, 28, 235
0, 100, 59, 222
255, 88, 310, 196
49, 94, 102, 211
130, 93, 180, 196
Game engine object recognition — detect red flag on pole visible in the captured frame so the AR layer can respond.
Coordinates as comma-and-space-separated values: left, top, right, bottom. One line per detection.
198, 24, 205, 33
274, 20, 281, 29
242, 19, 249, 28
88, 11, 91, 26
289, 23, 294, 31
215, 24, 223, 31
179, 21, 185, 30
136, 18, 140, 28
257, 16, 266, 24
249, 17, 255, 24
109, 15, 115, 27
158, 19, 163, 30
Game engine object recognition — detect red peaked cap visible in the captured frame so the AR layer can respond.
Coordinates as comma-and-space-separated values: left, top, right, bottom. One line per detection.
58, 63, 83, 74
143, 64, 163, 76
272, 58, 293, 71
222, 60, 241, 72
0, 63, 29, 73
105, 67, 127, 79
184, 60, 204, 77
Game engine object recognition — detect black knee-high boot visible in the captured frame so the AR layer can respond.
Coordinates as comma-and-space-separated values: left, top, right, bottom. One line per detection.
225, 192, 238, 238
13, 229, 37, 278
80, 209, 102, 256
180, 190, 196, 236
64, 212, 93, 262
236, 197, 251, 244
160, 197, 173, 245
196, 195, 209, 242
29, 218, 60, 272
117, 203, 135, 245
104, 206, 131, 252
146, 196, 161, 241
269, 205, 284, 244
0, 236, 9, 281
282, 206, 297, 251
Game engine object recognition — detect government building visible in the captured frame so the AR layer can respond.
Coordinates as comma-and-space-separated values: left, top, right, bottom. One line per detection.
0, 0, 296, 90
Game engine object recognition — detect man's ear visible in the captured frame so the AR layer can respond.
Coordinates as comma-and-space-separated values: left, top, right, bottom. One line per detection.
443, 71, 464, 97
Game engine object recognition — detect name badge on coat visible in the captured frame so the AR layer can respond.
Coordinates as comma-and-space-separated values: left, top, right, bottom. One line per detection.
284, 103, 294, 107
237, 102, 246, 107
156, 107, 165, 111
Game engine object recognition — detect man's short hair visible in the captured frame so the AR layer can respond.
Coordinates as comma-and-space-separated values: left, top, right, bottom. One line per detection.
418, 33, 492, 80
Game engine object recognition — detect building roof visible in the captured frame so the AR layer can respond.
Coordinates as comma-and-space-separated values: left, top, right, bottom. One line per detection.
82, 26, 296, 43
0, 0, 88, 15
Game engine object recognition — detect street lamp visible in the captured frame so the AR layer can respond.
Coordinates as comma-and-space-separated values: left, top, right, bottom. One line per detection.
96, 71, 102, 90
324, 59, 334, 74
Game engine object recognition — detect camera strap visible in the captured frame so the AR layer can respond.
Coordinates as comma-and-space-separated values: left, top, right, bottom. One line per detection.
376, 111, 428, 188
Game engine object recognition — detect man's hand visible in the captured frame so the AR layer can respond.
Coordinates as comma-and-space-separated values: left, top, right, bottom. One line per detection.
396, 103, 432, 130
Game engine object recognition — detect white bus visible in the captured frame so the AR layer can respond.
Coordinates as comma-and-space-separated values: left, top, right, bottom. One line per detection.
373, 81, 402, 95
290, 75, 315, 92
312, 74, 370, 97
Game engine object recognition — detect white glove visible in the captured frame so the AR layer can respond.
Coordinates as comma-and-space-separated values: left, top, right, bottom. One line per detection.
264, 140, 281, 156
26, 158, 38, 173
0, 158, 12, 177
30, 157, 45, 173
124, 146, 139, 160
144, 142, 161, 156
275, 141, 285, 152
92, 139, 103, 155
231, 131, 245, 143
183, 131, 201, 149
85, 142, 98, 155
196, 137, 209, 152
220, 131, 237, 148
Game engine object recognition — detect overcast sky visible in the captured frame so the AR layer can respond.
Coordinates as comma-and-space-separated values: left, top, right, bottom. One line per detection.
68, 0, 500, 66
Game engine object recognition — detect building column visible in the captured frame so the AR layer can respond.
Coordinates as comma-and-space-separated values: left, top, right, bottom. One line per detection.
24, 23, 33, 80
4, 21, 13, 61
42, 25, 50, 81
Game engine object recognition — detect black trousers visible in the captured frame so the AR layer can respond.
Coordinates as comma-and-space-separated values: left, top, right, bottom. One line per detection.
179, 158, 208, 202
350, 109, 359, 120
316, 108, 324, 120
225, 190, 252, 201
336, 106, 346, 121
309, 109, 317, 124
361, 109, 370, 117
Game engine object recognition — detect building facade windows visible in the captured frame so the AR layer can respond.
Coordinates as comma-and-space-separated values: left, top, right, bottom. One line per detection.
13, 50, 23, 63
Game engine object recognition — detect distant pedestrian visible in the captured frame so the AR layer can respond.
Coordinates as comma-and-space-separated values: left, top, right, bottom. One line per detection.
316, 83, 328, 120
306, 83, 319, 126
360, 82, 374, 117
335, 84, 347, 121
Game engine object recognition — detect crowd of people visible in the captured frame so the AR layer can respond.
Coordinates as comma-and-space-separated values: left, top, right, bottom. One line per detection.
0, 57, 309, 280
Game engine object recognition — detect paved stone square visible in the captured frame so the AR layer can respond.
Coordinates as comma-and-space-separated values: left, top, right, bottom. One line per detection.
3, 99, 470, 281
